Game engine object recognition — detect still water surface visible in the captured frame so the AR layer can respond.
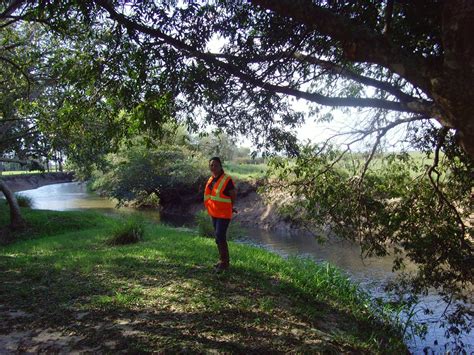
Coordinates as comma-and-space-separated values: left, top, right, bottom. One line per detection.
16, 182, 473, 354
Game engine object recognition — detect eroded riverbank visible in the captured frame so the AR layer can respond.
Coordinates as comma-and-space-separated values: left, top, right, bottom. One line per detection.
1, 172, 74, 193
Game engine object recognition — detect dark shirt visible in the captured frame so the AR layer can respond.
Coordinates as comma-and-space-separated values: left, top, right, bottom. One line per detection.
209, 172, 235, 197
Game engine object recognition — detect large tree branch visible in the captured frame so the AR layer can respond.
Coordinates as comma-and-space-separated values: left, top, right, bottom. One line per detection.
95, 0, 436, 115
250, 0, 436, 96
292, 53, 419, 104
0, 0, 25, 19
0, 126, 39, 144
0, 178, 26, 230
214, 51, 427, 104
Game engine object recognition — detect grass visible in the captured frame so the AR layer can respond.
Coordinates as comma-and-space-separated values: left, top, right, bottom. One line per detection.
0, 205, 406, 353
3, 194, 34, 208
0, 170, 45, 176
107, 214, 145, 245
224, 162, 267, 181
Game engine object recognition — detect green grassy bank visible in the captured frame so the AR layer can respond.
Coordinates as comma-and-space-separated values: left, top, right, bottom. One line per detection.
224, 162, 267, 180
0, 206, 406, 353
0, 170, 45, 176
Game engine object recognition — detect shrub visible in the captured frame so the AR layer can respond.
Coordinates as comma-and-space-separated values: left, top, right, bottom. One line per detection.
196, 210, 214, 238
3, 194, 34, 208
90, 142, 208, 208
195, 209, 244, 240
16, 194, 33, 208
108, 215, 146, 245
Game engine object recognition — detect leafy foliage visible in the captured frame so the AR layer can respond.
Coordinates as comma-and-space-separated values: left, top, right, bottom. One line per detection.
264, 136, 473, 337
91, 139, 208, 208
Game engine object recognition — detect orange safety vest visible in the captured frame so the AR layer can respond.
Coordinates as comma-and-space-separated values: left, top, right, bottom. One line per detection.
204, 173, 233, 219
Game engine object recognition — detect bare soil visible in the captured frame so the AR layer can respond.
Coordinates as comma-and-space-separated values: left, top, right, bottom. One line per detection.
0, 172, 74, 193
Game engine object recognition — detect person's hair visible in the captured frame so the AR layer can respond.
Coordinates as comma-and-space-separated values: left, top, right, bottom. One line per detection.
209, 157, 222, 167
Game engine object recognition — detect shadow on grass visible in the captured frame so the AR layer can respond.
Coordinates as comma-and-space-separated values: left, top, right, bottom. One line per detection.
0, 235, 405, 353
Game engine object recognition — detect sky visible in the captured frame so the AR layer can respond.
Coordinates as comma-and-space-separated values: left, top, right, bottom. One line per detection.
204, 35, 415, 153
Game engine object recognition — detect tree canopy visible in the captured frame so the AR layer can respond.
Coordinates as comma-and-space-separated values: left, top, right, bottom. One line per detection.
3, 1, 474, 157
5, 0, 472, 156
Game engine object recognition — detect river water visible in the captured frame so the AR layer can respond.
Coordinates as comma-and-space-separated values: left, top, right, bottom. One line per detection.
13, 182, 473, 354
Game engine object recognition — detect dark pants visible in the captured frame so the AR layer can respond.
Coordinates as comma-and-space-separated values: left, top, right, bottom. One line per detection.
212, 217, 230, 244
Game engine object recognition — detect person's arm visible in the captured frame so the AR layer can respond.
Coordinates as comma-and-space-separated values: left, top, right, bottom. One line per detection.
229, 189, 237, 213
223, 177, 237, 212
229, 189, 236, 205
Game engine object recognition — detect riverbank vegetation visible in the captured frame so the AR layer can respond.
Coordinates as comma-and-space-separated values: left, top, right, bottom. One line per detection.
263, 144, 473, 339
0, 205, 406, 352
88, 132, 265, 209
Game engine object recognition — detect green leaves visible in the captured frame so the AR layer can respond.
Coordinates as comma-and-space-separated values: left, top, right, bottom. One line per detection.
264, 143, 473, 315
91, 139, 208, 208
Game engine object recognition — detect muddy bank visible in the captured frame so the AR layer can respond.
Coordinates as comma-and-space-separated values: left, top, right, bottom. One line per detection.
162, 180, 301, 232
0, 172, 74, 193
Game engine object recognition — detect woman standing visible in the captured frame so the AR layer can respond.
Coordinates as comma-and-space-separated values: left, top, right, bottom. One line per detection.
204, 157, 236, 272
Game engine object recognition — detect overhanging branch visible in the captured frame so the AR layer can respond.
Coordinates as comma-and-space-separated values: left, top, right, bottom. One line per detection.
0, 55, 31, 95
250, 0, 436, 94
95, 0, 435, 115
212, 51, 422, 104
0, 0, 25, 19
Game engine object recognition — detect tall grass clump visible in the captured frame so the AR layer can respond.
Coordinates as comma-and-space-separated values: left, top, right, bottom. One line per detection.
3, 194, 34, 208
196, 210, 214, 238
107, 214, 146, 245
195, 209, 244, 240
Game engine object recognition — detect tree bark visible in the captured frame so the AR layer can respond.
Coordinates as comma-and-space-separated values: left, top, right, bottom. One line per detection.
438, 0, 474, 159
0, 179, 25, 230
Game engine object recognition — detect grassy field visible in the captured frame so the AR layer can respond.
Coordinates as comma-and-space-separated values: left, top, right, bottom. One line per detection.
0, 206, 405, 353
223, 151, 433, 182
224, 162, 267, 181
0, 170, 46, 176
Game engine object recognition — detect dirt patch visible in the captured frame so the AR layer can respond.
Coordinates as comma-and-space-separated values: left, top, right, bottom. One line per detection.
162, 180, 304, 232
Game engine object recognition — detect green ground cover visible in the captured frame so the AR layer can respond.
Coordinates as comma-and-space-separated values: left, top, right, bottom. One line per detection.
0, 206, 405, 353
224, 162, 267, 181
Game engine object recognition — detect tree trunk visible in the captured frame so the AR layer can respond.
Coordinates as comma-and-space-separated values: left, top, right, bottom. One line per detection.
439, 0, 474, 160
0, 179, 26, 230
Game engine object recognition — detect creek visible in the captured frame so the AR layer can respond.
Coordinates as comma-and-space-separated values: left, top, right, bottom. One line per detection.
14, 182, 473, 354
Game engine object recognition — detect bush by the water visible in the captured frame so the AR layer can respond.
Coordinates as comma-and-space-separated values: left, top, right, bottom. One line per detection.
196, 210, 214, 238
195, 209, 244, 240
108, 215, 145, 245
90, 141, 208, 207
3, 194, 33, 208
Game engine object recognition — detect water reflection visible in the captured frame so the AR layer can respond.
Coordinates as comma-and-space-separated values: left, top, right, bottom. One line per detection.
16, 181, 161, 222
15, 182, 473, 353
238, 228, 397, 292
